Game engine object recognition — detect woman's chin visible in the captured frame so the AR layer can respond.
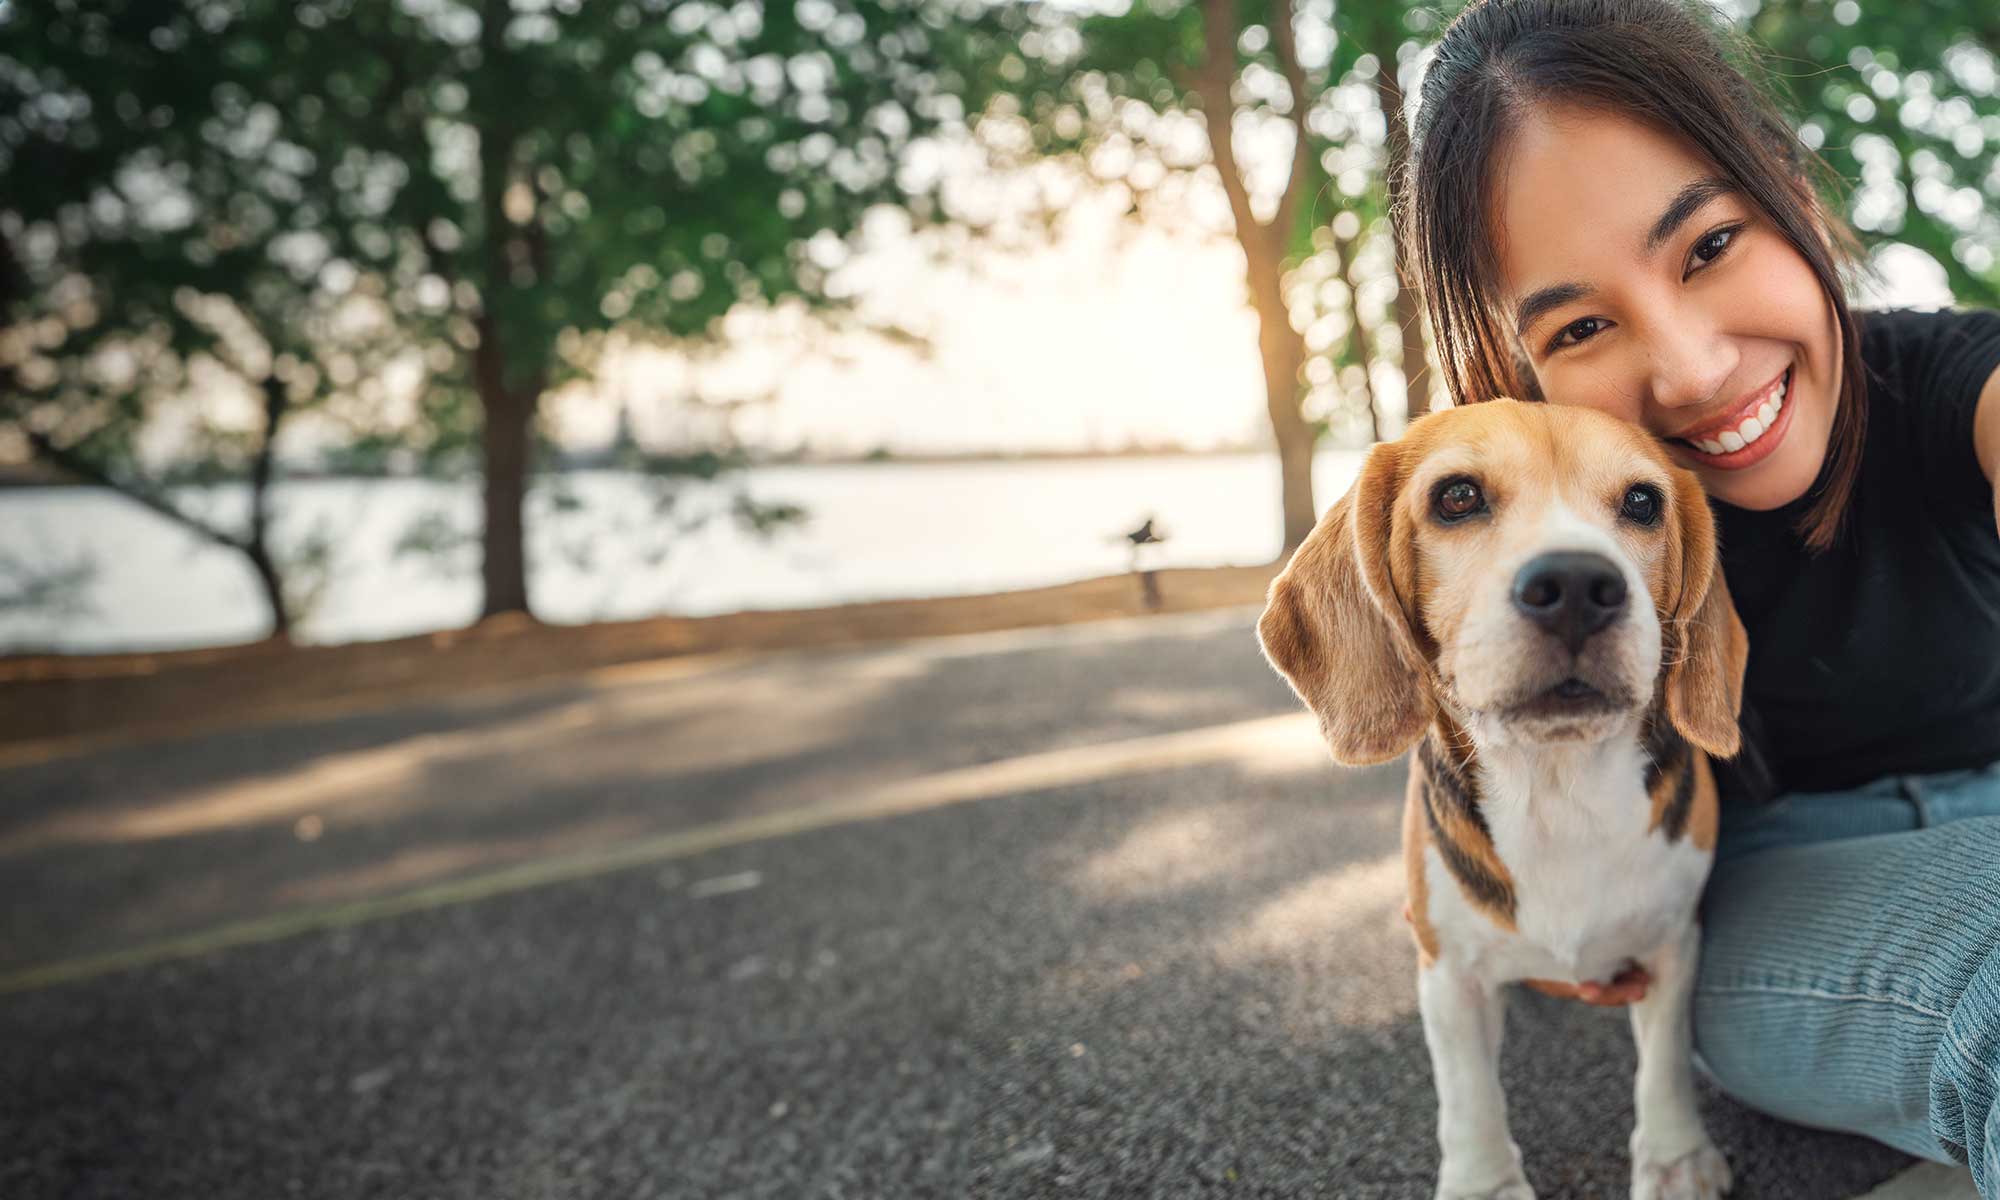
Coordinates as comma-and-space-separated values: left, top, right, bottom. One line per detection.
1692, 433, 1826, 511
1705, 478, 1800, 511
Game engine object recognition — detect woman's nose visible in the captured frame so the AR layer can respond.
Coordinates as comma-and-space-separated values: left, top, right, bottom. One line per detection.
1644, 318, 1736, 412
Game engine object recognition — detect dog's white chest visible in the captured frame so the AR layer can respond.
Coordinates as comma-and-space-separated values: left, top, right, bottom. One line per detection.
1429, 738, 1713, 986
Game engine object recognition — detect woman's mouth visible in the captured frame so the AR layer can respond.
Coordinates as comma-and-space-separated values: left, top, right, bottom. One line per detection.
1670, 366, 1795, 471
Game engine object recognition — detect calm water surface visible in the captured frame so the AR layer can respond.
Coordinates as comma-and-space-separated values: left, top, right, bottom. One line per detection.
0, 451, 1365, 652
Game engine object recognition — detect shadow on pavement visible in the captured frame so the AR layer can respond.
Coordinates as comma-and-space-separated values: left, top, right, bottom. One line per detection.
0, 621, 1297, 973
1, 749, 1912, 1199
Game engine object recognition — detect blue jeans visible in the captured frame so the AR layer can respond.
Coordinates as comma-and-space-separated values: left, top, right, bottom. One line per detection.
1695, 759, 2000, 1193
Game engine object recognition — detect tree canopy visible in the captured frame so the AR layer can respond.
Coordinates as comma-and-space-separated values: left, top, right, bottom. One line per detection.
931, 0, 2000, 544
3, 0, 1029, 623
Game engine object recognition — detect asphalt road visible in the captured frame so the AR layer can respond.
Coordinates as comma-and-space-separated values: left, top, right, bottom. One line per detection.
0, 610, 1916, 1198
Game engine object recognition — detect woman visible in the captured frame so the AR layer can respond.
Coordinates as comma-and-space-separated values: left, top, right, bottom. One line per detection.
1401, 0, 2000, 1188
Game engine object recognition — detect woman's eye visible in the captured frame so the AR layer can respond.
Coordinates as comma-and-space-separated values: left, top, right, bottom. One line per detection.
1620, 484, 1663, 526
1688, 225, 1740, 272
1435, 479, 1487, 521
1548, 316, 1606, 353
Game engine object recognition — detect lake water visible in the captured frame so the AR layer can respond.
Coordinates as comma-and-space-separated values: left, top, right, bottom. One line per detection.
0, 451, 1366, 653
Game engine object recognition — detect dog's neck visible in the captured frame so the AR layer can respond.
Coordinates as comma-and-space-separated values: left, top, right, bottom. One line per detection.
1424, 700, 1688, 825
1414, 700, 1707, 936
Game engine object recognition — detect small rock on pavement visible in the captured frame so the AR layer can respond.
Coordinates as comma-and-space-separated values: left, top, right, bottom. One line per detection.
1002, 1140, 1056, 1170
689, 870, 762, 899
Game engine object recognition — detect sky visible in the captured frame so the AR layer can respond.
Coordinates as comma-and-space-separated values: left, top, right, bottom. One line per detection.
545, 187, 1275, 459
543, 179, 1958, 461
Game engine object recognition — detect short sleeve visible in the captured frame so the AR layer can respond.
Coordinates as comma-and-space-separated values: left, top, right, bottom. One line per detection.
1860, 307, 2000, 511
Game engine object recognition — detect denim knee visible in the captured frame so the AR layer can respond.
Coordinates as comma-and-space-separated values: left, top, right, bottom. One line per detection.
1693, 827, 2000, 1164
1931, 933, 2000, 1192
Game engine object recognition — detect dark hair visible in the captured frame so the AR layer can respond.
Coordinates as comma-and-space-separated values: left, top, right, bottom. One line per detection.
1404, 0, 1864, 551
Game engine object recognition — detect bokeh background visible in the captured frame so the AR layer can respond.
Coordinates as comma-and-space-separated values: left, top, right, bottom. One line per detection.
2, 4, 1996, 1198
1, 0, 1986, 654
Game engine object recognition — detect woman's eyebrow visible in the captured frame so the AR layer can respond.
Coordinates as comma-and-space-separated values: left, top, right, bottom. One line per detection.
1644, 176, 1734, 254
1513, 282, 1591, 339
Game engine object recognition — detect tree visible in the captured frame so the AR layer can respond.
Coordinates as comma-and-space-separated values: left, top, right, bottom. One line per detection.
937, 0, 1437, 551
5, 0, 1031, 626
0, 3, 397, 638
1747, 0, 2000, 308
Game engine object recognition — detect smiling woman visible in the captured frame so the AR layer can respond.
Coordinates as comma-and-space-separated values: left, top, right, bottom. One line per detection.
1407, 4, 1870, 542
1398, 0, 2000, 1195
1490, 110, 1838, 512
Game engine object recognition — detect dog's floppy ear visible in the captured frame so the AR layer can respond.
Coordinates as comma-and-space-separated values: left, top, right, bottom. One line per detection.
1258, 442, 1431, 765
1663, 468, 1749, 758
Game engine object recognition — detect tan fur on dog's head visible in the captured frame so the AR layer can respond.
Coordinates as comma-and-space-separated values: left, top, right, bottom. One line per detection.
1258, 401, 1747, 765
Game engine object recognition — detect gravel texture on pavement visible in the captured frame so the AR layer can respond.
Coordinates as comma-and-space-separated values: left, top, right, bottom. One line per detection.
0, 611, 1916, 1198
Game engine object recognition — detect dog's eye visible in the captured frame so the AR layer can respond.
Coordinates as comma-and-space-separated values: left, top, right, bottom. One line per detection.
1434, 479, 1487, 522
1620, 484, 1663, 526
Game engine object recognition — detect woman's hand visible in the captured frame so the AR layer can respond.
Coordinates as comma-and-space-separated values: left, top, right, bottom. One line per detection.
1522, 963, 1653, 1006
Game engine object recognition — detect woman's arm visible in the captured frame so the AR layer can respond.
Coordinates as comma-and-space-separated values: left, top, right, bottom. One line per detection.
1980, 363, 2000, 539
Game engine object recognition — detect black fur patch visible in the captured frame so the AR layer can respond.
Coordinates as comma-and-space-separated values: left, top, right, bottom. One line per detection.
1418, 737, 1490, 840
1644, 715, 1696, 843
1417, 735, 1516, 920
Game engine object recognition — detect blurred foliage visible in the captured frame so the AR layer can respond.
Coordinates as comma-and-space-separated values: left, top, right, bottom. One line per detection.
933, 0, 1437, 546
1749, 0, 2000, 307
0, 0, 1030, 625
935, 0, 2000, 499
0, 0, 372, 637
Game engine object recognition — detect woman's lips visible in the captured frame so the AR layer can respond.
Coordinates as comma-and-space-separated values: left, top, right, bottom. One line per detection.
1673, 367, 1796, 471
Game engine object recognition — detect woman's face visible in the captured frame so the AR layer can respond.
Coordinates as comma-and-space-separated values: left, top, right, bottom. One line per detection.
1490, 103, 1841, 511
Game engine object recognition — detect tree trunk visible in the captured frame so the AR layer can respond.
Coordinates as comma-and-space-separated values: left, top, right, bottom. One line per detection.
245, 541, 290, 641
473, 328, 535, 620
477, 388, 533, 620
1373, 30, 1433, 420
1251, 267, 1318, 553
23, 429, 292, 640
247, 376, 292, 639
1196, 0, 1318, 555
1272, 400, 1317, 552
471, 17, 537, 623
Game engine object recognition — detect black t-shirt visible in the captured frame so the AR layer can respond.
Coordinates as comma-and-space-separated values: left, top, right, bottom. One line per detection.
1715, 307, 2000, 802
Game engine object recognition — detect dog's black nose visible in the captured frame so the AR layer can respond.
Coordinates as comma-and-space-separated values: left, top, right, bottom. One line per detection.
1512, 551, 1627, 653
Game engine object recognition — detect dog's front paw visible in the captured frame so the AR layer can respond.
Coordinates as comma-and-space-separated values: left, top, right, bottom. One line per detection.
1437, 1136, 1534, 1200
1436, 1179, 1535, 1200
1630, 1137, 1731, 1200
1437, 1157, 1535, 1200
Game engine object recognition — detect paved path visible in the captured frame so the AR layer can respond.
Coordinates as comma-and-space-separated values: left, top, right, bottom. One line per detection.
0, 611, 1922, 1197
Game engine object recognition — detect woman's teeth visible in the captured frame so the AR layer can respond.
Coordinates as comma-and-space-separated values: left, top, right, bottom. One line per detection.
1690, 373, 1787, 455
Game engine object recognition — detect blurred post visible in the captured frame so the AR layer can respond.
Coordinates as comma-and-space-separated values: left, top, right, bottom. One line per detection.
1125, 516, 1165, 610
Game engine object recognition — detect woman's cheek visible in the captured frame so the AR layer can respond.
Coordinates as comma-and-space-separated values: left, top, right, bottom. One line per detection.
1534, 360, 1647, 425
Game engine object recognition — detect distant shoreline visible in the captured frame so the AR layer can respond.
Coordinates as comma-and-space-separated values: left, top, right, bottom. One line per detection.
0, 443, 1327, 490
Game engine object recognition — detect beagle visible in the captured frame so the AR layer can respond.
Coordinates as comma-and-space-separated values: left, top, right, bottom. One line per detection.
1258, 400, 1747, 1200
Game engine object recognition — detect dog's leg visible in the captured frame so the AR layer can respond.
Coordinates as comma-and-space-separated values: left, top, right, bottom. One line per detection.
1628, 920, 1731, 1199
1420, 959, 1533, 1200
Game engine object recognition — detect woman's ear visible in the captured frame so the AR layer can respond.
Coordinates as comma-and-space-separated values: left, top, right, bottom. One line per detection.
1257, 443, 1432, 765
1663, 469, 1749, 757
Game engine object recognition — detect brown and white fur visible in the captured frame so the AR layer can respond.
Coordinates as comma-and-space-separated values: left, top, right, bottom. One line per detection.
1258, 400, 1747, 1200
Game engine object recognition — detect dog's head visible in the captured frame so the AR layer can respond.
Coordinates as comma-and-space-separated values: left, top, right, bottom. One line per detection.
1258, 400, 1746, 764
